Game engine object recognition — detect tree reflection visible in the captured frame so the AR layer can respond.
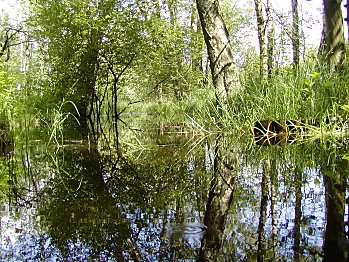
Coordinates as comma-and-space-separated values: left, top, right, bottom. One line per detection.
198, 136, 238, 261
293, 167, 302, 261
257, 160, 269, 262
257, 157, 278, 261
38, 147, 131, 260
322, 158, 349, 262
5, 131, 349, 260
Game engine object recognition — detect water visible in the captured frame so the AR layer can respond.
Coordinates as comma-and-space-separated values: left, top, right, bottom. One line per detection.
0, 131, 348, 261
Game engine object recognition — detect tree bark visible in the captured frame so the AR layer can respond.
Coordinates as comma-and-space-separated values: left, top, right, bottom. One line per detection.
198, 137, 237, 261
293, 167, 302, 262
196, 0, 239, 102
267, 22, 274, 78
322, 0, 346, 71
190, 1, 204, 72
322, 160, 348, 261
254, 0, 268, 79
292, 0, 300, 69
257, 161, 268, 262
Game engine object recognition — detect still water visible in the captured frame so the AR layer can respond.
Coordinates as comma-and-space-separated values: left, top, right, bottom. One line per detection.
0, 130, 348, 261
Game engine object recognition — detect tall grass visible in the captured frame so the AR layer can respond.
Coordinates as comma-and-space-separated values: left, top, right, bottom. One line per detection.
221, 59, 348, 132
169, 55, 349, 136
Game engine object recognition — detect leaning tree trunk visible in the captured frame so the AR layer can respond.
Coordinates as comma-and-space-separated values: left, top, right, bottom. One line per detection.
76, 29, 100, 135
198, 137, 237, 261
322, 0, 346, 71
196, 0, 239, 102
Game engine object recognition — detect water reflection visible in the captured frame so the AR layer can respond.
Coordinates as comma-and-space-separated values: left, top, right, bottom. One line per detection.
0, 133, 349, 261
198, 136, 238, 261
322, 158, 349, 261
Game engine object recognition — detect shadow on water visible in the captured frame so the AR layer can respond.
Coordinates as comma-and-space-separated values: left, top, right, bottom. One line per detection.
1, 126, 349, 261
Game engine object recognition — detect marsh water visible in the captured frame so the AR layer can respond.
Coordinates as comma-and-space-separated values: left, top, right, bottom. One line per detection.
1, 123, 349, 261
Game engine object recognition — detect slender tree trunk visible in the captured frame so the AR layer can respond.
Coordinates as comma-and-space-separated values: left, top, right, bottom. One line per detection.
166, 0, 177, 24
322, 0, 346, 71
254, 0, 268, 79
270, 158, 278, 261
76, 29, 100, 135
190, 1, 204, 72
293, 168, 302, 261
257, 160, 269, 262
196, 0, 239, 102
292, 0, 300, 69
198, 137, 237, 261
267, 22, 274, 78
322, 161, 348, 261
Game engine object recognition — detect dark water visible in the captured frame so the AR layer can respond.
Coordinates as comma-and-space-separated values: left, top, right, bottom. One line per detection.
0, 130, 349, 261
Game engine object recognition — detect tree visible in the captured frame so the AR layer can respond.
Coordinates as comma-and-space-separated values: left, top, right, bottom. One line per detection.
196, 0, 239, 102
321, 0, 346, 71
29, 0, 146, 135
291, 0, 300, 69
29, 0, 107, 131
267, 22, 274, 77
254, 0, 274, 79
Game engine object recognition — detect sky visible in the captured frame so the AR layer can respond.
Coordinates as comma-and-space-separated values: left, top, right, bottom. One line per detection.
273, 0, 324, 47
0, 0, 345, 49
0, 0, 22, 20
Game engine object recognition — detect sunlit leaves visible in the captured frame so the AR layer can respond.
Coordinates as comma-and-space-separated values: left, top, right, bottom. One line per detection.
0, 66, 15, 89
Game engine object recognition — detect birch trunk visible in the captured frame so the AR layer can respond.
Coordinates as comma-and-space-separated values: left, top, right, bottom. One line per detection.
292, 0, 300, 69
322, 0, 346, 71
196, 0, 239, 102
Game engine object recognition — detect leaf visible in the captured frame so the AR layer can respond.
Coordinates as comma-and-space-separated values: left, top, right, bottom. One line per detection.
314, 178, 321, 185
311, 71, 319, 79
341, 104, 349, 112
324, 81, 333, 87
304, 79, 312, 87
343, 153, 349, 161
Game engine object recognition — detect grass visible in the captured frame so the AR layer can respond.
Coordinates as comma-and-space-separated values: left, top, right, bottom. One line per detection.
199, 59, 349, 136
5, 52, 349, 148
137, 59, 349, 143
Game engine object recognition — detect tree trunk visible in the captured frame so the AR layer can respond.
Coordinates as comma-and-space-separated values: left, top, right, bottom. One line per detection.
196, 0, 239, 102
293, 167, 302, 262
190, 1, 204, 72
257, 160, 268, 262
267, 22, 274, 78
322, 160, 348, 261
269, 158, 278, 261
322, 0, 346, 71
76, 29, 100, 134
292, 0, 300, 69
198, 137, 237, 261
254, 0, 268, 79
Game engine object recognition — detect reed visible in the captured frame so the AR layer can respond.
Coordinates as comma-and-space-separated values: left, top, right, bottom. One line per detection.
208, 59, 349, 134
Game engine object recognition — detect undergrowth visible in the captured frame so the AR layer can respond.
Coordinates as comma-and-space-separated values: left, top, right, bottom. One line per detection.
178, 58, 349, 136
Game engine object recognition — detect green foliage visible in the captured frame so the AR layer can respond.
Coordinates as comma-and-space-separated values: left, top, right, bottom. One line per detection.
1, 0, 348, 143
222, 57, 349, 132
43, 100, 80, 146
0, 62, 18, 124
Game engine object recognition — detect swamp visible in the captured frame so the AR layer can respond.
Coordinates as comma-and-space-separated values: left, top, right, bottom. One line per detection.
1, 0, 349, 261
1, 119, 349, 261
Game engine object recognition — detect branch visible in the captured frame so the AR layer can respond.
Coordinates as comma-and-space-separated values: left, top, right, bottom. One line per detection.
118, 74, 171, 116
